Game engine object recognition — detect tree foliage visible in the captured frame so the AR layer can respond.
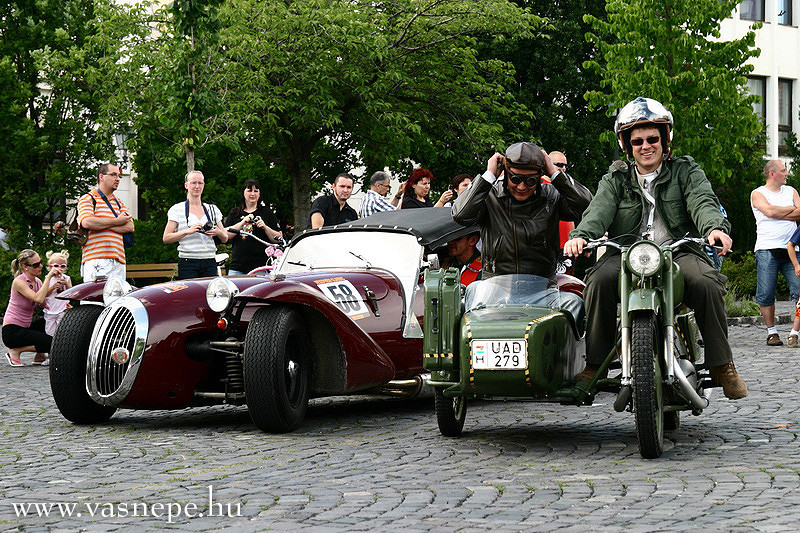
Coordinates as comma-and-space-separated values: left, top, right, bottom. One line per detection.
583, 0, 763, 188
216, 0, 546, 228
0, 0, 122, 247
486, 0, 611, 191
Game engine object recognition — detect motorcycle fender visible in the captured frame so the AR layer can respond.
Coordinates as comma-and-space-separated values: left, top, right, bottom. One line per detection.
627, 289, 662, 315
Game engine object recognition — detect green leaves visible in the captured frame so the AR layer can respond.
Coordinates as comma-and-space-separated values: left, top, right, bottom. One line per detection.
584, 0, 762, 190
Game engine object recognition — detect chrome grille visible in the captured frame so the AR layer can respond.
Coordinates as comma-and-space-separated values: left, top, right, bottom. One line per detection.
86, 297, 149, 406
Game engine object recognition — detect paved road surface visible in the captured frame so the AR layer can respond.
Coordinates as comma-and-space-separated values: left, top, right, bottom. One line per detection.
1, 322, 798, 532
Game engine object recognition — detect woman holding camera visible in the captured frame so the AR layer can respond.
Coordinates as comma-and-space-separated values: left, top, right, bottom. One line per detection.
224, 179, 283, 275
163, 170, 229, 280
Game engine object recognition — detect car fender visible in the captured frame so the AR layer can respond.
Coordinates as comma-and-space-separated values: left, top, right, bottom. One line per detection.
58, 280, 108, 304
236, 280, 396, 390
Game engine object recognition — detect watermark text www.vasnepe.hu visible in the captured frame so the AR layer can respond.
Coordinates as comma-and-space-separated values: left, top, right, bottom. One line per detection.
11, 485, 241, 523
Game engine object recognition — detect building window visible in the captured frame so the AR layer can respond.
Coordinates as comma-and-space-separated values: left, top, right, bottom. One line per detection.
746, 76, 767, 121
779, 79, 793, 156
740, 0, 765, 21
778, 0, 792, 25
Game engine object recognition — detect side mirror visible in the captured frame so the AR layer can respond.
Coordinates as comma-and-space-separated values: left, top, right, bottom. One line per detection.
425, 253, 440, 270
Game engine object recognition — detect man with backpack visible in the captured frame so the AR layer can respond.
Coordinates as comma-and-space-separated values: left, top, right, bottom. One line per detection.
77, 163, 134, 281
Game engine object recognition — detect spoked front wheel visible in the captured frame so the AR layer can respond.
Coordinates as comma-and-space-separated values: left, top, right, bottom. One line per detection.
434, 389, 467, 437
631, 312, 664, 458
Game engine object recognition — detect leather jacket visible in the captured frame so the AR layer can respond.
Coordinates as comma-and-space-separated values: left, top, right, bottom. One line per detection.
452, 170, 592, 278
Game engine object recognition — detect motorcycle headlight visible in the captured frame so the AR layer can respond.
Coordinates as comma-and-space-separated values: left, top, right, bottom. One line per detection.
206, 277, 239, 313
103, 277, 133, 306
627, 241, 662, 276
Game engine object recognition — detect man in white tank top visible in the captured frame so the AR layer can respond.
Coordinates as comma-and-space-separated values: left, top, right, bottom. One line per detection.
750, 160, 800, 346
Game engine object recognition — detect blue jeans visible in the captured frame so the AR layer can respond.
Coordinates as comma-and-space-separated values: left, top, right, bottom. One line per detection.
755, 249, 800, 306
178, 258, 217, 280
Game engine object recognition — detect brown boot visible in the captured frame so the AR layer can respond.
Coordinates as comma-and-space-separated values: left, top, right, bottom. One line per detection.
710, 362, 748, 400
575, 364, 608, 382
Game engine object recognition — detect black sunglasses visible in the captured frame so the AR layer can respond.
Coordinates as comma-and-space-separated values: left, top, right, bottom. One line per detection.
554, 162, 567, 169
630, 135, 660, 147
26, 261, 42, 268
507, 171, 539, 187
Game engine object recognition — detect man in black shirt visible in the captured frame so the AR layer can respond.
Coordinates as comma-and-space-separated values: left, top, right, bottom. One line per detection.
309, 173, 359, 229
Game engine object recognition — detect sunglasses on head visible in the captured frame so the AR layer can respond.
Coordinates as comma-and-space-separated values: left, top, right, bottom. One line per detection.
26, 261, 42, 268
507, 171, 539, 187
630, 135, 660, 147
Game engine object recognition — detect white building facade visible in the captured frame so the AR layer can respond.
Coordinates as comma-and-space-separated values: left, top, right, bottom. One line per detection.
721, 0, 800, 160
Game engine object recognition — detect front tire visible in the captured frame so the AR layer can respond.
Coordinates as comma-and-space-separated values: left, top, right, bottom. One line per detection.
243, 307, 311, 433
435, 389, 467, 437
49, 305, 117, 424
632, 312, 664, 458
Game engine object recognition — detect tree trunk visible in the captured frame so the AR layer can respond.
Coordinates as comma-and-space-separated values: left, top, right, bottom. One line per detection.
185, 146, 195, 173
292, 166, 312, 231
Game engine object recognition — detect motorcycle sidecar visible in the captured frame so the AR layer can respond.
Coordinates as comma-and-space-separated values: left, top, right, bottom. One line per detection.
424, 270, 587, 437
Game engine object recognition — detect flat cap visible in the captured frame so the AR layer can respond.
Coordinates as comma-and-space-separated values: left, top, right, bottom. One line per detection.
505, 142, 544, 172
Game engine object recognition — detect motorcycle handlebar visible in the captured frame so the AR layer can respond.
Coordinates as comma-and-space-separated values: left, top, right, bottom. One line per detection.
584, 235, 714, 252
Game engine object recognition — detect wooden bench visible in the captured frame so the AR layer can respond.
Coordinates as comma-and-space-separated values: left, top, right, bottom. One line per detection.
126, 263, 178, 282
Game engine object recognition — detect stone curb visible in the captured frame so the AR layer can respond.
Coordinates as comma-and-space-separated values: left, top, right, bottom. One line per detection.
727, 313, 793, 326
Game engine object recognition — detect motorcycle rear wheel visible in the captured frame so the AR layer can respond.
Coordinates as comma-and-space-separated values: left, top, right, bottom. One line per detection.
632, 312, 664, 458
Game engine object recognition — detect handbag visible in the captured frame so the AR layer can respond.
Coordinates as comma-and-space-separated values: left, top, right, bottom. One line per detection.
66, 216, 89, 246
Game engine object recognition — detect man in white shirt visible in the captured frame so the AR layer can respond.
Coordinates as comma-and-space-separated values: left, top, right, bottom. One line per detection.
751, 160, 800, 346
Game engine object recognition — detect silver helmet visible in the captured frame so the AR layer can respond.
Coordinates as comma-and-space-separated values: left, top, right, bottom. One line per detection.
614, 97, 674, 157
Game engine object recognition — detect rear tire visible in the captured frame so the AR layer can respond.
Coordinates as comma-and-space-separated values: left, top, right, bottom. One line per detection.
435, 389, 466, 437
49, 305, 117, 424
632, 312, 664, 459
244, 307, 311, 433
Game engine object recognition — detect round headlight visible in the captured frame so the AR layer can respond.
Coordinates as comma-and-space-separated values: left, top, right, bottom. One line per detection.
206, 277, 239, 313
627, 241, 662, 276
103, 277, 133, 306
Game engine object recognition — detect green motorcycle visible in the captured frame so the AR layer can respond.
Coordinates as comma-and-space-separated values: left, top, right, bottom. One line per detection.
424, 236, 711, 459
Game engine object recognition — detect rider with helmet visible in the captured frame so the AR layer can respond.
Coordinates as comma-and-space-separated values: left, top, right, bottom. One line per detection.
453, 142, 592, 330
563, 97, 747, 399
453, 142, 592, 279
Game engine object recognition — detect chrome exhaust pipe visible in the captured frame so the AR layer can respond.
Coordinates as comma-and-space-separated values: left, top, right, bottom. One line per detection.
374, 373, 434, 398
671, 357, 709, 411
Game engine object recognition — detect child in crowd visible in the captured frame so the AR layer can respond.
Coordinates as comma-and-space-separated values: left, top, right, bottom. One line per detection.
43, 250, 72, 336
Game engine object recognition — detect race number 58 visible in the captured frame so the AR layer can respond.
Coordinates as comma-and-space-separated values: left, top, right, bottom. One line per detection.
318, 280, 368, 316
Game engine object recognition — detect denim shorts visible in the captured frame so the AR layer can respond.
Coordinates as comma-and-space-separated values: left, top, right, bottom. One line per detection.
755, 248, 800, 305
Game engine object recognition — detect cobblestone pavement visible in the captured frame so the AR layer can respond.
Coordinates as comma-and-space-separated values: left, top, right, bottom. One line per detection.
1, 323, 800, 532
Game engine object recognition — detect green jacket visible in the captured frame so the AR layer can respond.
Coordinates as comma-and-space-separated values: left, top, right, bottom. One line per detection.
570, 156, 730, 262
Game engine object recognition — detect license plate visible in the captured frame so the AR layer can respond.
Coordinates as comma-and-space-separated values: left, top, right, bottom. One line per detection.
471, 339, 527, 370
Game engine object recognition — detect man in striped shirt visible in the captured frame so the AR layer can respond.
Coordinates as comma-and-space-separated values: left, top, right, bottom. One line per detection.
77, 163, 134, 281
359, 171, 401, 218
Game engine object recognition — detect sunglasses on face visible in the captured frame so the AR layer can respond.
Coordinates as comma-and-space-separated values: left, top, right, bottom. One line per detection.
50, 264, 67, 268
554, 162, 567, 169
26, 261, 42, 268
630, 135, 660, 147
507, 171, 539, 187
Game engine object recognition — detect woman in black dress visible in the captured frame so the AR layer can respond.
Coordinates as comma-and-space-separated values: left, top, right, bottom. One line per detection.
224, 179, 283, 275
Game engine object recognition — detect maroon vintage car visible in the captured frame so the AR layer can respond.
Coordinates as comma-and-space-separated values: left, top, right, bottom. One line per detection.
49, 209, 476, 432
